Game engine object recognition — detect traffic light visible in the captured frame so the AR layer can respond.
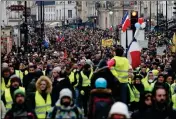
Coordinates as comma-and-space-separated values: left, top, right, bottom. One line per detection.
131, 11, 138, 34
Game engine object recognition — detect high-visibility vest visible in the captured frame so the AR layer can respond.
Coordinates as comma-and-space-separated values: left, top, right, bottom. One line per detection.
110, 56, 129, 83
171, 83, 176, 95
80, 70, 93, 87
42, 70, 46, 76
127, 84, 140, 102
5, 87, 25, 110
172, 94, 176, 110
69, 70, 79, 88
143, 80, 155, 92
15, 70, 28, 83
35, 91, 51, 118
1, 78, 11, 95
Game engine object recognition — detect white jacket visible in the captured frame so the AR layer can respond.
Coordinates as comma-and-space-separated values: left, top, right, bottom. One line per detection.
1, 100, 6, 118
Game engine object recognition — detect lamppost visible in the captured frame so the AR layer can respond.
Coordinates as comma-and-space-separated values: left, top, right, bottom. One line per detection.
109, 11, 113, 28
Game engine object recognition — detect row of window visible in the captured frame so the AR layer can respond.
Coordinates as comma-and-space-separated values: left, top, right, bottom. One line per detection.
44, 10, 72, 21
45, 7, 55, 12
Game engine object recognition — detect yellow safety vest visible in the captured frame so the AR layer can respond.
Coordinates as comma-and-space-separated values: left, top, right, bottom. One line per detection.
172, 94, 176, 110
171, 83, 176, 95
110, 56, 129, 83
69, 70, 79, 88
5, 87, 25, 110
142, 80, 155, 92
1, 78, 11, 95
35, 91, 51, 118
15, 70, 28, 83
127, 84, 140, 102
81, 70, 93, 87
42, 70, 46, 76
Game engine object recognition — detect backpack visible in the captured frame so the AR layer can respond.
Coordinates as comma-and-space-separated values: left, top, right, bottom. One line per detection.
92, 97, 113, 119
51, 106, 80, 119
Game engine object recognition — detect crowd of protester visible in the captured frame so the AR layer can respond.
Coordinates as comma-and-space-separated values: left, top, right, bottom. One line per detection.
1, 27, 176, 119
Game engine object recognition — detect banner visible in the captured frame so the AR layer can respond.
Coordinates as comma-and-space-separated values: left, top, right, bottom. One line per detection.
101, 39, 113, 47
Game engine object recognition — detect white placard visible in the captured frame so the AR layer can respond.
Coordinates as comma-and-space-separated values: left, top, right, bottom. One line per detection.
157, 45, 166, 55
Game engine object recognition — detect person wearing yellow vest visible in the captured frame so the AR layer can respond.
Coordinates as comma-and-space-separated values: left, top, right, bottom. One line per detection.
4, 89, 37, 119
1, 76, 24, 111
171, 79, 176, 95
107, 45, 130, 104
79, 63, 93, 117
1, 68, 11, 95
15, 63, 28, 83
141, 71, 156, 92
172, 88, 176, 110
26, 76, 52, 119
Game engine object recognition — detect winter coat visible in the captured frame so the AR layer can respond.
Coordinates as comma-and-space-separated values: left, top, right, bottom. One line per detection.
51, 77, 73, 106
140, 106, 176, 119
4, 103, 37, 119
48, 99, 83, 119
88, 89, 114, 119
23, 73, 36, 89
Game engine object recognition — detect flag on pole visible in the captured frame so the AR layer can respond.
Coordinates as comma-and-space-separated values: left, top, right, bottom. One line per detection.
121, 12, 130, 32
171, 33, 176, 53
127, 38, 141, 69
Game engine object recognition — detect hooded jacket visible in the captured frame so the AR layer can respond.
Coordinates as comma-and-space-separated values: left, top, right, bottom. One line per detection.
48, 88, 83, 119
88, 89, 114, 119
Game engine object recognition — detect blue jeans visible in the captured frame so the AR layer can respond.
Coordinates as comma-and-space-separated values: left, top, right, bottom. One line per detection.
120, 83, 129, 104
74, 88, 80, 107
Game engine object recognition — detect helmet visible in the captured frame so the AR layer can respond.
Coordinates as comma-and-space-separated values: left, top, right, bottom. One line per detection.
95, 78, 107, 88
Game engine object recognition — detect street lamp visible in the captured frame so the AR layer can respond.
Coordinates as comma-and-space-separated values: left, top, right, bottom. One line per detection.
109, 11, 113, 28
109, 11, 113, 15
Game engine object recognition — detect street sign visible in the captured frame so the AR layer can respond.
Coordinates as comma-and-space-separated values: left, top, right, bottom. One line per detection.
23, 8, 31, 17
9, 5, 24, 11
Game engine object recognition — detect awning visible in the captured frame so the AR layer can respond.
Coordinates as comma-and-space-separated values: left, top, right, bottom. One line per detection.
49, 22, 62, 27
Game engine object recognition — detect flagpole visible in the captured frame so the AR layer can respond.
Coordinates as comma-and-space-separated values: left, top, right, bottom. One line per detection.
157, 1, 158, 36
123, 1, 128, 57
126, 29, 128, 57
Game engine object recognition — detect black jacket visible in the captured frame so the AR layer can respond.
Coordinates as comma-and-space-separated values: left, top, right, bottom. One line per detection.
4, 103, 37, 119
51, 77, 73, 106
23, 73, 36, 89
133, 104, 176, 119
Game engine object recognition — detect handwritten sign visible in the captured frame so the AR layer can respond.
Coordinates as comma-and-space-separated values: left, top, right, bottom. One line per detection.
102, 39, 113, 47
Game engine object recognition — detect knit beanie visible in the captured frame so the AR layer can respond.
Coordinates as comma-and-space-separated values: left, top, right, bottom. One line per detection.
53, 67, 61, 74
14, 89, 25, 98
10, 75, 21, 83
59, 88, 72, 100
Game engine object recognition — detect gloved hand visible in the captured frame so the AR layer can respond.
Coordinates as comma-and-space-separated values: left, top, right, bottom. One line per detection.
80, 90, 85, 95
107, 59, 115, 69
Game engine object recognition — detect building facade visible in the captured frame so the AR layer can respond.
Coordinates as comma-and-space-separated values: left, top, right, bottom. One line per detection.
76, 1, 97, 22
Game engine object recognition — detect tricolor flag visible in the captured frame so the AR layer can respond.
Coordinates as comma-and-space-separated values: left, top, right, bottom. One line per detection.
127, 38, 141, 69
121, 12, 130, 32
